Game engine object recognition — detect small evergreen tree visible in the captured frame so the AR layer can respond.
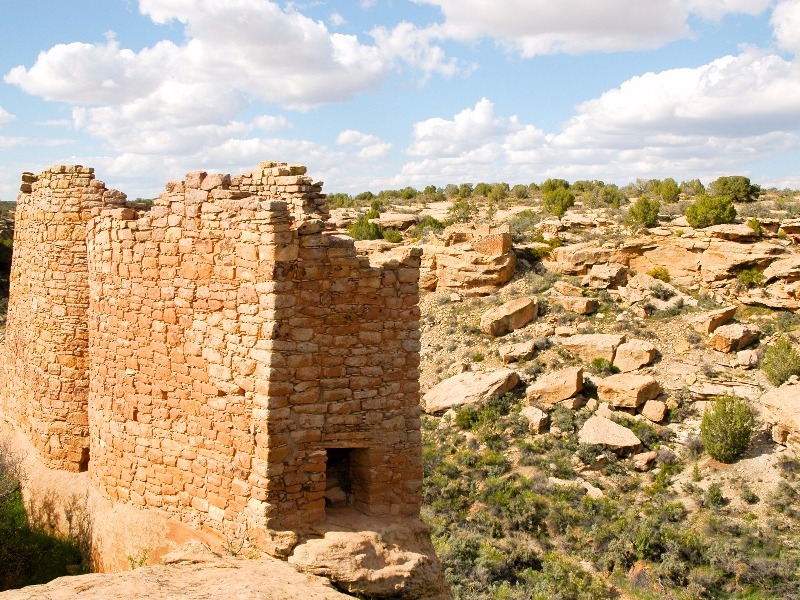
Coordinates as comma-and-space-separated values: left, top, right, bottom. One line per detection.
700, 394, 753, 463
685, 195, 737, 228
762, 337, 800, 386
626, 196, 661, 228
543, 188, 575, 218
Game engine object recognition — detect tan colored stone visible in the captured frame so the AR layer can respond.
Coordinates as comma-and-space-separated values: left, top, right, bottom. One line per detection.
759, 383, 800, 451
632, 450, 658, 471
525, 366, 583, 407
641, 400, 667, 423
423, 369, 520, 414
708, 323, 759, 353
558, 333, 626, 362
578, 415, 641, 452
613, 339, 658, 372
690, 306, 737, 335
520, 405, 549, 433
498, 340, 537, 363
597, 373, 660, 408
582, 263, 628, 289
552, 295, 598, 315
480, 297, 538, 337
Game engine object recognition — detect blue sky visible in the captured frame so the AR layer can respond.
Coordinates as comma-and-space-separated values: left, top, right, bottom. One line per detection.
1, 0, 799, 200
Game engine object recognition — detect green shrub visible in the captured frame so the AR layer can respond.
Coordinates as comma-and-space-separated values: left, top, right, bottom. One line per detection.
746, 217, 763, 236
740, 486, 759, 504
761, 337, 800, 385
626, 196, 661, 228
543, 188, 575, 218
347, 216, 383, 240
685, 195, 737, 228
648, 266, 670, 282
700, 394, 753, 463
705, 483, 725, 507
410, 216, 445, 238
590, 357, 619, 376
382, 228, 403, 243
447, 198, 478, 223
738, 268, 764, 288
709, 175, 760, 203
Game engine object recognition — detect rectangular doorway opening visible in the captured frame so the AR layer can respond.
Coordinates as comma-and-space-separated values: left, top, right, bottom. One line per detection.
325, 448, 354, 509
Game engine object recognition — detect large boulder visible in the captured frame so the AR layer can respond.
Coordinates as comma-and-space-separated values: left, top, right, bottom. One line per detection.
582, 263, 628, 289
613, 340, 658, 372
480, 297, 538, 336
558, 334, 626, 362
520, 406, 549, 433
374, 213, 418, 230
526, 366, 584, 407
708, 323, 759, 353
690, 306, 737, 335
597, 373, 661, 408
759, 383, 800, 451
499, 340, 537, 363
699, 239, 785, 285
551, 295, 598, 315
423, 369, 520, 414
578, 416, 642, 452
289, 515, 450, 600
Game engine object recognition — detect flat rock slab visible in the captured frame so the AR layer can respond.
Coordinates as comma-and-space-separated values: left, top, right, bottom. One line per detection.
552, 295, 598, 315
480, 297, 538, 336
423, 369, 520, 414
597, 373, 661, 408
559, 333, 626, 362
760, 383, 800, 451
578, 415, 642, 452
499, 339, 537, 363
690, 306, 737, 335
520, 405, 549, 433
526, 366, 584, 407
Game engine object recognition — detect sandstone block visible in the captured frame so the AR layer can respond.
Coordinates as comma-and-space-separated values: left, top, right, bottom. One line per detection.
480, 297, 538, 337
498, 339, 537, 363
423, 369, 520, 414
520, 406, 549, 434
641, 400, 667, 423
597, 373, 660, 408
690, 306, 737, 335
526, 366, 583, 407
558, 333, 625, 362
552, 295, 598, 315
613, 339, 658, 372
759, 383, 800, 451
578, 415, 641, 452
582, 263, 628, 289
708, 323, 759, 353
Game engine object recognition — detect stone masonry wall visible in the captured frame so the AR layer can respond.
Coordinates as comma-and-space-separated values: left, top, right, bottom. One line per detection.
0, 166, 126, 471
78, 162, 421, 546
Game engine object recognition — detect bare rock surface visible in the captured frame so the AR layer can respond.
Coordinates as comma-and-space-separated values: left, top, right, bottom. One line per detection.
558, 334, 626, 362
597, 373, 661, 408
578, 415, 642, 452
760, 383, 800, 452
1, 542, 351, 600
520, 406, 549, 433
582, 263, 628, 289
289, 511, 450, 600
526, 366, 583, 407
480, 297, 538, 336
499, 339, 537, 363
690, 306, 737, 335
708, 323, 759, 353
551, 295, 598, 315
423, 369, 519, 413
613, 339, 658, 372
641, 400, 667, 423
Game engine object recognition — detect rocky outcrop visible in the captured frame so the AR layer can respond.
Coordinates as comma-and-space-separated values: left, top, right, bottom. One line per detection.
480, 297, 539, 336
545, 241, 647, 275
0, 542, 353, 600
641, 400, 667, 423
520, 406, 549, 433
526, 366, 584, 406
582, 263, 628, 289
613, 340, 658, 372
708, 323, 759, 353
759, 383, 800, 451
597, 373, 661, 408
699, 239, 785, 284
578, 416, 641, 452
423, 369, 520, 413
551, 295, 598, 315
558, 334, 626, 362
499, 340, 537, 363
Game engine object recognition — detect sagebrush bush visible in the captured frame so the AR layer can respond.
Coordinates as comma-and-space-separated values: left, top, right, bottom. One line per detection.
700, 394, 753, 463
626, 196, 660, 228
761, 337, 800, 386
685, 195, 737, 228
543, 188, 575, 218
738, 268, 764, 289
648, 266, 671, 282
382, 228, 402, 243
346, 216, 383, 240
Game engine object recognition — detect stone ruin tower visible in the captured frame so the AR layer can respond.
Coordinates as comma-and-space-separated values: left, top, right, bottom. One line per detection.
0, 162, 423, 551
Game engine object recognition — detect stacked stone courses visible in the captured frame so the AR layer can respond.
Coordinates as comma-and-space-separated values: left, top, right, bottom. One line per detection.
0, 161, 423, 550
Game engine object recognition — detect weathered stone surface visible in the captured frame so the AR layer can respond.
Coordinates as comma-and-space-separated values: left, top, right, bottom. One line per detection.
0, 542, 353, 600
289, 514, 450, 600
597, 373, 661, 408
551, 295, 599, 315
613, 339, 658, 372
582, 263, 628, 289
699, 239, 785, 284
526, 366, 584, 407
705, 223, 762, 242
690, 306, 737, 335
632, 450, 658, 471
553, 280, 584, 296
558, 334, 626, 362
423, 369, 520, 414
578, 416, 642, 452
480, 297, 538, 336
641, 400, 667, 423
760, 384, 800, 452
520, 405, 549, 433
736, 349, 759, 369
545, 241, 646, 276
708, 323, 759, 353
499, 340, 537, 363
375, 212, 418, 230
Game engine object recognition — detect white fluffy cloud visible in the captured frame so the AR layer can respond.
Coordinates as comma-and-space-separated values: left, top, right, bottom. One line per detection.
0, 106, 14, 127
417, 0, 772, 56
337, 129, 381, 146
398, 49, 800, 186
773, 0, 800, 54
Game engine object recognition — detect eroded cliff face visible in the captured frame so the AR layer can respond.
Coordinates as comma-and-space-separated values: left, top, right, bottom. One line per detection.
0, 162, 447, 598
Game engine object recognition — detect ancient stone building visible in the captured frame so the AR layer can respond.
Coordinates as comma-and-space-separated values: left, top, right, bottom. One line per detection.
0, 161, 423, 552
